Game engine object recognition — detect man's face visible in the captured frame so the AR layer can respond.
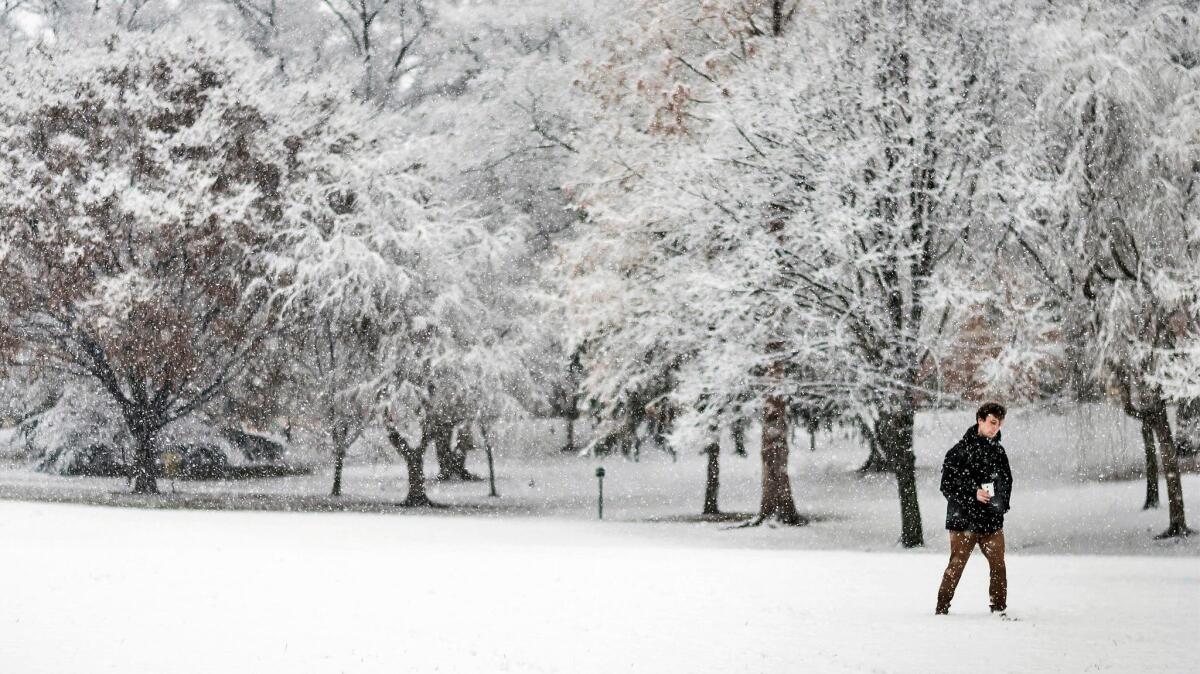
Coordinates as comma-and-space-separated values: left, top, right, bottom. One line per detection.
977, 414, 1003, 438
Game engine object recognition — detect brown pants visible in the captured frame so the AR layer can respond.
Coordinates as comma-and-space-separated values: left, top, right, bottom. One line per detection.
935, 529, 1006, 614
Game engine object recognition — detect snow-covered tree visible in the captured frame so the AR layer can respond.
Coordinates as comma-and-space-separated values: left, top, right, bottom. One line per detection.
562, 0, 806, 520
567, 0, 1022, 543
265, 89, 552, 501
8, 3, 603, 476
1014, 0, 1198, 536
398, 2, 608, 459
267, 96, 444, 497
365, 207, 547, 501
0, 33, 385, 493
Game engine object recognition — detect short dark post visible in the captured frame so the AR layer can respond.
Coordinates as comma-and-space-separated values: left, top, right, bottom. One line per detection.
595, 466, 606, 520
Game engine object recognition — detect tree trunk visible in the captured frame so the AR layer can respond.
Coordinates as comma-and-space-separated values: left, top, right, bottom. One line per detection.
434, 417, 476, 481
1148, 402, 1190, 538
563, 413, 576, 454
703, 441, 720, 516
130, 428, 159, 495
732, 417, 748, 457
453, 422, 480, 480
878, 408, 923, 547
562, 350, 583, 453
482, 424, 499, 498
1140, 416, 1159, 510
404, 443, 429, 506
629, 409, 641, 462
626, 400, 644, 460
856, 418, 891, 473
429, 414, 452, 479
452, 423, 474, 477
758, 394, 802, 524
330, 442, 347, 497
858, 447, 890, 473
771, 0, 786, 36
387, 426, 431, 507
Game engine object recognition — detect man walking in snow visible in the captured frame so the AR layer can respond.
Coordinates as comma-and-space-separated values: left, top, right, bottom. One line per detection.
935, 402, 1013, 616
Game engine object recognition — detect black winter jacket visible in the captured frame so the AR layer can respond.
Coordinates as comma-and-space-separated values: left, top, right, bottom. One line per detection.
940, 425, 1013, 533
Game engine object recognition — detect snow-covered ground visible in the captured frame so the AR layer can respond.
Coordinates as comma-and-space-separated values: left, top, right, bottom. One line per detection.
0, 500, 1195, 674
0, 406, 1196, 671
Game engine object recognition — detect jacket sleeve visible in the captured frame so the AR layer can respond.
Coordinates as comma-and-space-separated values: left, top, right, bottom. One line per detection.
994, 450, 1013, 514
940, 445, 977, 508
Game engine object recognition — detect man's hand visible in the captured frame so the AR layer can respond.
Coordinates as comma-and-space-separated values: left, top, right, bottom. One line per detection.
976, 488, 991, 504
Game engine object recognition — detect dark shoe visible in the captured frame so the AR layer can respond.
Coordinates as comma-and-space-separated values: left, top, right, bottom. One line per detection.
935, 608, 949, 615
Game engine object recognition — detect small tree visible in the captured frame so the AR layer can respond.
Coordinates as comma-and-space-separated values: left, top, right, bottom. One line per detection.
271, 103, 446, 497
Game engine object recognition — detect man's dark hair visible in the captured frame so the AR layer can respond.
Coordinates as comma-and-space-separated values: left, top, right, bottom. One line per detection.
976, 401, 1007, 421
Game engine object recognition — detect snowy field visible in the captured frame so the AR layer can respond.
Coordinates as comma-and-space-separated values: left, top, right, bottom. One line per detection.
0, 500, 1196, 674
0, 406, 1198, 672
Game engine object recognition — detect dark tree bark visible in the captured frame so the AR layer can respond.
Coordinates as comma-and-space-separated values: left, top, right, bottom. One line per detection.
878, 408, 923, 547
1119, 378, 1173, 516
130, 427, 160, 495
732, 417, 748, 457
387, 425, 431, 507
453, 422, 481, 480
330, 447, 347, 498
629, 401, 645, 462
330, 445, 347, 497
646, 402, 675, 461
1140, 417, 1160, 510
109, 378, 179, 495
433, 416, 477, 481
452, 422, 477, 478
481, 423, 499, 498
1147, 401, 1191, 538
560, 350, 583, 453
563, 414, 577, 455
703, 441, 721, 516
856, 418, 891, 473
556, 345, 585, 450
122, 385, 172, 495
757, 394, 802, 525
328, 422, 352, 497
431, 416, 454, 479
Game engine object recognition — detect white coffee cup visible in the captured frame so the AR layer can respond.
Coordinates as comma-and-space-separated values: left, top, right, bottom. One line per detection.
982, 482, 995, 498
